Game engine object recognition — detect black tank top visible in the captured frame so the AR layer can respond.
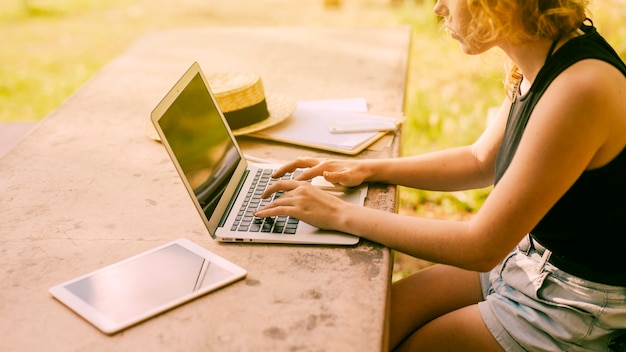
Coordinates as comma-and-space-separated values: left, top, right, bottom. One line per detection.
494, 22, 626, 285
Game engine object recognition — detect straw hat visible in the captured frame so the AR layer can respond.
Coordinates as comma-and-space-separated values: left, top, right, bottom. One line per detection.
208, 72, 295, 136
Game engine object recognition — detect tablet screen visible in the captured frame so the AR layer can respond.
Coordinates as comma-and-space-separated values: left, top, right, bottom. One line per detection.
50, 239, 246, 334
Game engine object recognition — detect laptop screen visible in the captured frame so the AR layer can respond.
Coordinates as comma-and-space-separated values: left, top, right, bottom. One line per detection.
157, 72, 240, 219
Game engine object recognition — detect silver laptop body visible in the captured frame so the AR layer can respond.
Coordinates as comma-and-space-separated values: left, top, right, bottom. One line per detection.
150, 62, 361, 245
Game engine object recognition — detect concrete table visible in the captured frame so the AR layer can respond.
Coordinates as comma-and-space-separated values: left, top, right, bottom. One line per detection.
0, 27, 410, 351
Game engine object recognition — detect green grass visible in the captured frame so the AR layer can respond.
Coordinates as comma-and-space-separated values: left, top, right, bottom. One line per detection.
1, 0, 136, 122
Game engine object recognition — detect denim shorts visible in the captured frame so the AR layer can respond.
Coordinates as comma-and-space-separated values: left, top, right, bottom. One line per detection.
478, 239, 626, 351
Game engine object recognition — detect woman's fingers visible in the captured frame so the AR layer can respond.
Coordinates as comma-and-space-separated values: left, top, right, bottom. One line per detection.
261, 180, 303, 199
271, 157, 323, 178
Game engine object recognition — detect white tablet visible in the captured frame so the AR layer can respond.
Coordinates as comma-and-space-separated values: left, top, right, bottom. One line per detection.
49, 238, 247, 334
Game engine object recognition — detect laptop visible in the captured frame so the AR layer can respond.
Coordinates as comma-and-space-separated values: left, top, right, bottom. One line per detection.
150, 62, 365, 245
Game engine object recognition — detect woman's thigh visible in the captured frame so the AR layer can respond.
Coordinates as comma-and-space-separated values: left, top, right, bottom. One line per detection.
395, 304, 503, 352
389, 264, 487, 349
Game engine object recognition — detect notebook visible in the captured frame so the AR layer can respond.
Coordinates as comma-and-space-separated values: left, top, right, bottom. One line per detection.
248, 104, 400, 155
150, 62, 364, 245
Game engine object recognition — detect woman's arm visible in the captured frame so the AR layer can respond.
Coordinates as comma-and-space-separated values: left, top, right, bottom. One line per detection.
273, 97, 512, 192
362, 99, 511, 191
328, 60, 625, 270
258, 60, 624, 271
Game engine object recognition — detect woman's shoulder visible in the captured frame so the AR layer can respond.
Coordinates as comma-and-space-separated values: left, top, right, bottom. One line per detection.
530, 25, 625, 104
546, 51, 626, 169
544, 56, 623, 125
555, 23, 626, 75
548, 23, 624, 100
556, 56, 624, 95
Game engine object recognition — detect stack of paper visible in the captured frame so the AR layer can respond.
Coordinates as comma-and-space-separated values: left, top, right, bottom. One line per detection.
249, 98, 401, 155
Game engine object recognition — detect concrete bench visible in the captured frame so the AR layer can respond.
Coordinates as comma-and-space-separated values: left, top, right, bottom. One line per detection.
0, 121, 37, 158
0, 27, 410, 351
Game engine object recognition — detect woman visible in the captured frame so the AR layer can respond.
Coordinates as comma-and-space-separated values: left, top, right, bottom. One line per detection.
255, 0, 626, 350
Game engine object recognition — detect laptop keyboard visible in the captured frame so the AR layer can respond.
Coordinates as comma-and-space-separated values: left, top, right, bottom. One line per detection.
231, 169, 303, 234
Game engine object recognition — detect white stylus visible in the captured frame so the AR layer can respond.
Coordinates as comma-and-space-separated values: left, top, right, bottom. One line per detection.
327, 119, 398, 133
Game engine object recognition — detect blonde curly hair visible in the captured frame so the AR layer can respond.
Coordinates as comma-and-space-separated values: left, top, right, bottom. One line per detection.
464, 0, 589, 97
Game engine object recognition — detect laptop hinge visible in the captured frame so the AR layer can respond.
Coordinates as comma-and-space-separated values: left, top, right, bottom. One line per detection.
217, 169, 249, 228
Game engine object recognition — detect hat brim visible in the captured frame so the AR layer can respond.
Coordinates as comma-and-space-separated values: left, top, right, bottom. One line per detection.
231, 93, 296, 136
147, 93, 296, 141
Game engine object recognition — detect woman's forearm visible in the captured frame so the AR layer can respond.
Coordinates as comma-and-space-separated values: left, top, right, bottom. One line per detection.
366, 146, 494, 191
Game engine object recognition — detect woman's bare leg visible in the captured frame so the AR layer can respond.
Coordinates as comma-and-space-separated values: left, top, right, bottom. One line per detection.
389, 264, 502, 351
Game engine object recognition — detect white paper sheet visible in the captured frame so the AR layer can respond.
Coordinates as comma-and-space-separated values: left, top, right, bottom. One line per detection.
250, 98, 399, 151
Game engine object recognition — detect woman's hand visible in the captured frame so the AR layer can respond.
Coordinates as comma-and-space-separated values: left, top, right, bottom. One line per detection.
271, 157, 372, 188
255, 179, 352, 231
